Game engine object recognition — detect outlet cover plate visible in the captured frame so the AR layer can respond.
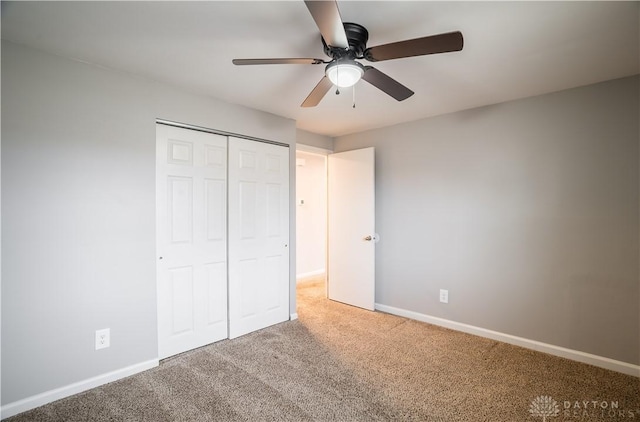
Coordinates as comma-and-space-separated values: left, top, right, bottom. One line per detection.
439, 289, 449, 304
95, 328, 110, 350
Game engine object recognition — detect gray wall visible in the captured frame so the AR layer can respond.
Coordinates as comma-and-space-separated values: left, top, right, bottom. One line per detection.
334, 76, 639, 365
296, 129, 334, 151
1, 41, 297, 405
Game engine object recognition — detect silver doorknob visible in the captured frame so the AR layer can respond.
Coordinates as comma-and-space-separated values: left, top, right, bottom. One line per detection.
364, 236, 372, 241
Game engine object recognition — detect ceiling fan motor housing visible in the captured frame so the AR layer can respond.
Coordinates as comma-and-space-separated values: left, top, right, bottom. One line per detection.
322, 22, 369, 59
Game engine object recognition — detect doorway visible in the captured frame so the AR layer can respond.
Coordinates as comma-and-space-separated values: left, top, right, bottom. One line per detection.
295, 148, 328, 285
295, 144, 376, 311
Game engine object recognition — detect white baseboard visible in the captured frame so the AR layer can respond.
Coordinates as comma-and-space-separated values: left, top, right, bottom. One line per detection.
1, 358, 159, 420
375, 303, 639, 377
290, 313, 299, 321
296, 269, 325, 281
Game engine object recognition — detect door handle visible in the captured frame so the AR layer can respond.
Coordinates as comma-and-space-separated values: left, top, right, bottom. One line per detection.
364, 235, 372, 241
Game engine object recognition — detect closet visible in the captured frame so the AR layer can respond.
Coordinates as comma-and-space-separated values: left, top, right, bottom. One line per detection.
155, 123, 290, 359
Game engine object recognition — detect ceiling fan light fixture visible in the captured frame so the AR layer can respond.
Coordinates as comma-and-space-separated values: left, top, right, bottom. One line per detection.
325, 60, 364, 88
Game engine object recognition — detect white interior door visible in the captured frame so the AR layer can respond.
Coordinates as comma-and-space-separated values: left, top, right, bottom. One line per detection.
328, 147, 376, 310
156, 124, 228, 359
228, 137, 290, 338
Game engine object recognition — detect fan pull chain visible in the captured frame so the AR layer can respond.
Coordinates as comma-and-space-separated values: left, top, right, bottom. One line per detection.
335, 65, 340, 95
352, 85, 356, 108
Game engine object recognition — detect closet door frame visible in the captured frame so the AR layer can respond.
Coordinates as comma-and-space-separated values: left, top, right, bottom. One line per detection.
156, 120, 292, 359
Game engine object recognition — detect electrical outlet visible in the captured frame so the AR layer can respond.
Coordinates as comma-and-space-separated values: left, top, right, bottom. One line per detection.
95, 328, 110, 350
439, 289, 449, 304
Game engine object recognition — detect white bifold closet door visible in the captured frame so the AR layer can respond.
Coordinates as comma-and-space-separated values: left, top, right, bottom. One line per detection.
157, 125, 290, 358
156, 124, 228, 359
228, 137, 290, 339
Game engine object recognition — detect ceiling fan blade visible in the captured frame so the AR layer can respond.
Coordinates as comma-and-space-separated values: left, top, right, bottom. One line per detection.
232, 58, 325, 65
362, 67, 414, 101
364, 31, 463, 62
301, 76, 334, 107
304, 0, 349, 49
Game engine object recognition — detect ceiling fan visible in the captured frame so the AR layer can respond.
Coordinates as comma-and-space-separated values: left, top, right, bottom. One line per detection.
232, 0, 464, 107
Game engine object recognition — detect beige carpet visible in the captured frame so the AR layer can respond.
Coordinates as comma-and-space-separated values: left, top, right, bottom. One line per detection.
7, 280, 639, 421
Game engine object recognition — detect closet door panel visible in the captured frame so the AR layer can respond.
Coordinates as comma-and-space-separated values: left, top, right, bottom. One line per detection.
228, 137, 290, 338
156, 124, 228, 359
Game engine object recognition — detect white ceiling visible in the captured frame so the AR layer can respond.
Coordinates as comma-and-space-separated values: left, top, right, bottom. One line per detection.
2, 1, 638, 137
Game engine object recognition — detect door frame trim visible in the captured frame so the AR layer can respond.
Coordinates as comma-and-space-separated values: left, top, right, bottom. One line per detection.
156, 119, 290, 148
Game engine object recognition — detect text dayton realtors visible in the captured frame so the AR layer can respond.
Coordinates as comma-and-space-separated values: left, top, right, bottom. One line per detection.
563, 400, 636, 418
